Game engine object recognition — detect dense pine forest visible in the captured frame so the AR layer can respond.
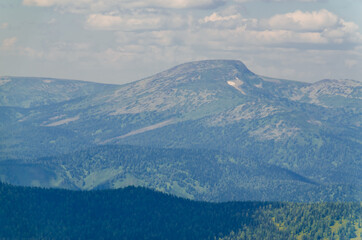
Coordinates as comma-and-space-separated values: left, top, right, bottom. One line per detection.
0, 182, 360, 239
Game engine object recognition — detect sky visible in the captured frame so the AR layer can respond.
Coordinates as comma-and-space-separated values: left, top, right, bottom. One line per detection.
0, 0, 362, 84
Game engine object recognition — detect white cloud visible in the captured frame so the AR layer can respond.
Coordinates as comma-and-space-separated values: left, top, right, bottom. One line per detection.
23, 0, 55, 7
127, 0, 225, 9
202, 12, 242, 23
86, 13, 163, 31
23, 0, 102, 13
0, 37, 44, 58
264, 0, 320, 2
20, 47, 44, 58
116, 30, 186, 48
23, 0, 360, 46
268, 9, 339, 32
251, 30, 328, 44
345, 59, 357, 68
0, 23, 9, 29
197, 9, 361, 48
48, 18, 57, 24
86, 11, 190, 31
23, 0, 91, 7
86, 14, 123, 30
265, 9, 362, 45
233, 0, 323, 2
23, 0, 225, 11
1, 37, 17, 50
13, 0, 362, 84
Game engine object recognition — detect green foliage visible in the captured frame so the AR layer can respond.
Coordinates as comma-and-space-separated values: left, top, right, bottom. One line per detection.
2, 145, 359, 202
0, 183, 360, 240
222, 202, 362, 239
0, 182, 274, 239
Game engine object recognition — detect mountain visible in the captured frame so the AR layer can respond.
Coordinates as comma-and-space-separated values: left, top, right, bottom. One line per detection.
0, 76, 117, 108
0, 183, 361, 240
0, 60, 361, 201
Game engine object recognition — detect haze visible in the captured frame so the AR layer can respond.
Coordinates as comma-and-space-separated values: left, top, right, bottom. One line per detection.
0, 0, 361, 84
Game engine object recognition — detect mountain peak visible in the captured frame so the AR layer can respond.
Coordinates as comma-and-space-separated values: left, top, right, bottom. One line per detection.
160, 59, 252, 77
139, 59, 256, 90
173, 59, 248, 69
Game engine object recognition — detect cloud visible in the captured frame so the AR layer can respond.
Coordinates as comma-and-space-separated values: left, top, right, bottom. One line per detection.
86, 10, 190, 31
0, 23, 9, 29
197, 9, 361, 48
22, 0, 85, 7
20, 47, 44, 58
345, 59, 357, 68
48, 18, 57, 24
233, 0, 323, 2
23, 0, 359, 46
268, 9, 339, 31
1, 37, 17, 50
126, 0, 225, 9
86, 14, 123, 30
0, 37, 44, 58
200, 10, 258, 30
15, 0, 362, 84
203, 12, 240, 23
23, 0, 55, 7
23, 0, 98, 14
86, 13, 164, 31
23, 0, 225, 11
265, 9, 362, 45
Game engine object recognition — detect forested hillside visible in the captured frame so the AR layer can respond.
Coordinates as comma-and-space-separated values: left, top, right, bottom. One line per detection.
0, 183, 360, 239
2, 145, 359, 202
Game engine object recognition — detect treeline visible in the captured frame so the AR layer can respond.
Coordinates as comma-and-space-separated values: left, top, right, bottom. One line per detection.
0, 182, 360, 239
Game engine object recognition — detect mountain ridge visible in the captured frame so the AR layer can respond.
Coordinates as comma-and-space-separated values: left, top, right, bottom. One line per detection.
0, 60, 361, 201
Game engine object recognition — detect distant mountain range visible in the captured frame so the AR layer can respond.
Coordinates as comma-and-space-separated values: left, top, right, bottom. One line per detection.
0, 60, 361, 201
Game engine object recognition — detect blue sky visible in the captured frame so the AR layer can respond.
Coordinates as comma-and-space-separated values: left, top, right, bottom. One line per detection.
1, 0, 361, 84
